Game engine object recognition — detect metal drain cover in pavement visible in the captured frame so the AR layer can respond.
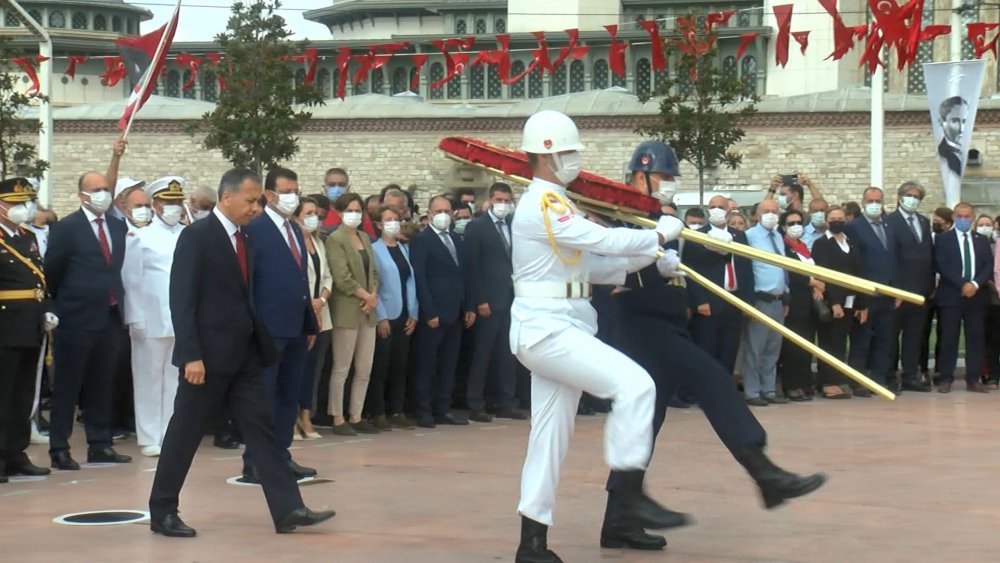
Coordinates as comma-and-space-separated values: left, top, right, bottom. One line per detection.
53, 510, 149, 526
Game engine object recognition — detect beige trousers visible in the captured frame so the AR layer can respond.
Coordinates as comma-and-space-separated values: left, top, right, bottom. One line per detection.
328, 324, 377, 421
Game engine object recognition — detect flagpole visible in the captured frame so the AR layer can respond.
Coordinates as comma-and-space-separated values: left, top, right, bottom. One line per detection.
122, 0, 180, 140
871, 55, 884, 189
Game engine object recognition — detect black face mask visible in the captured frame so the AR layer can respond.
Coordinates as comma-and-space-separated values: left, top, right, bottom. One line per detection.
932, 224, 944, 234
828, 221, 846, 234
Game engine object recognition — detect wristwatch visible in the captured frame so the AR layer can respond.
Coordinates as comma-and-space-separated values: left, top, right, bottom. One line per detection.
320, 296, 328, 304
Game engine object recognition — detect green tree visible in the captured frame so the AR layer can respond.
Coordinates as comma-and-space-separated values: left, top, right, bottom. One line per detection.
0, 37, 49, 180
197, 0, 324, 173
635, 16, 759, 203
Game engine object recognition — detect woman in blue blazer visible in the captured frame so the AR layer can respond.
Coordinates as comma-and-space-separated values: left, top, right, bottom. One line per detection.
367, 205, 419, 430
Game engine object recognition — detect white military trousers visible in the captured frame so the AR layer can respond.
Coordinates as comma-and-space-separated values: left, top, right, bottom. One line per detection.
515, 325, 655, 526
130, 332, 178, 447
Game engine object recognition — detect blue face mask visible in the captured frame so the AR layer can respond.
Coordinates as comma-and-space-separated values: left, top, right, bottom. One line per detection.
325, 185, 346, 200
954, 217, 973, 232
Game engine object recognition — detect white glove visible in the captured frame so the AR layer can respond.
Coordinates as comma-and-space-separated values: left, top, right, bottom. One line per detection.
656, 249, 684, 278
707, 227, 733, 254
655, 215, 684, 242
43, 312, 59, 331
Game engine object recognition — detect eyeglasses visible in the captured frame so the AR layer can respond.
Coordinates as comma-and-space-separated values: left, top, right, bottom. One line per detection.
785, 221, 804, 226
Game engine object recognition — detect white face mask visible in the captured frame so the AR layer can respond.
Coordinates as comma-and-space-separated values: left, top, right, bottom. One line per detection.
994, 230, 1000, 242
3, 202, 33, 225
492, 202, 513, 219
301, 215, 320, 233
776, 194, 790, 210
191, 209, 210, 222
274, 192, 300, 216
130, 206, 152, 227
84, 190, 112, 214
431, 212, 452, 231
454, 218, 471, 234
551, 151, 582, 185
686, 221, 703, 229
654, 178, 678, 203
864, 202, 883, 219
900, 195, 921, 213
760, 212, 779, 230
160, 204, 183, 226
810, 211, 827, 228
786, 224, 804, 239
708, 207, 728, 226
342, 210, 363, 228
382, 220, 401, 236
976, 225, 993, 237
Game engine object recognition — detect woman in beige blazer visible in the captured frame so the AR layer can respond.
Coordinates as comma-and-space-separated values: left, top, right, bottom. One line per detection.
295, 198, 333, 440
325, 193, 379, 435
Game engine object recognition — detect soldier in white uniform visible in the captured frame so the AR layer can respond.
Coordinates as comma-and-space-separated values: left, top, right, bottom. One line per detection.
511, 111, 687, 563
122, 176, 186, 458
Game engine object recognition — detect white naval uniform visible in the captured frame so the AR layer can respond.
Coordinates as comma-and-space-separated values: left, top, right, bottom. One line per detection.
122, 216, 184, 448
510, 178, 662, 526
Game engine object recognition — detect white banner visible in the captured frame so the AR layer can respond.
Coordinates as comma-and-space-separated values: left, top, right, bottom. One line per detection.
922, 60, 986, 207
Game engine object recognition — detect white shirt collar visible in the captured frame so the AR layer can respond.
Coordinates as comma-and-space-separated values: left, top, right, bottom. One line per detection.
488, 208, 503, 223
264, 205, 291, 232
213, 206, 239, 238
529, 177, 566, 193
898, 207, 914, 221
430, 222, 450, 236
82, 205, 102, 223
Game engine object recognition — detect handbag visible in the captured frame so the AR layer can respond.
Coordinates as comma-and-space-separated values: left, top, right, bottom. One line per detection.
812, 298, 833, 323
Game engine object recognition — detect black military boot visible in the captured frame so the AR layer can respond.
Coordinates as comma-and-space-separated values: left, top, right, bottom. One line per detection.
600, 493, 668, 550
515, 516, 562, 563
737, 447, 827, 509
606, 470, 692, 530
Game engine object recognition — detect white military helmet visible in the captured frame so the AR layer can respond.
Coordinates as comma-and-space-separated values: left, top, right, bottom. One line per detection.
520, 110, 585, 154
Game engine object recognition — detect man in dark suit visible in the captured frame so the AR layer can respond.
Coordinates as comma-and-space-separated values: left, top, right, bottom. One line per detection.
410, 195, 476, 428
933, 202, 993, 394
843, 187, 897, 392
885, 181, 934, 392
148, 168, 334, 537
242, 167, 318, 483
45, 171, 131, 470
462, 183, 525, 423
685, 195, 755, 377
937, 96, 968, 177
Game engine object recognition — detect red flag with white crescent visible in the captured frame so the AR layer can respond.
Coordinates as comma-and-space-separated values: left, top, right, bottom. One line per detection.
115, 0, 180, 131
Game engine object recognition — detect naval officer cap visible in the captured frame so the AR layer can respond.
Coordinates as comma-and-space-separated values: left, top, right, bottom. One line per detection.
0, 177, 37, 203
145, 176, 186, 201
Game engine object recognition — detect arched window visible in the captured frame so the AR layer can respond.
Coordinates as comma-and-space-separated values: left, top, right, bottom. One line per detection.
470, 64, 485, 98
655, 69, 669, 91
4, 11, 21, 26
738, 11, 752, 27
317, 68, 331, 98
126, 18, 134, 34
72, 12, 88, 30
332, 69, 342, 97
27, 9, 41, 24
49, 11, 65, 28
551, 63, 567, 96
528, 67, 543, 98
183, 71, 196, 99
475, 19, 487, 34
741, 56, 758, 95
722, 56, 737, 80
569, 60, 585, 93
409, 68, 420, 94
593, 59, 609, 89
635, 58, 651, 96
166, 70, 180, 98
202, 72, 217, 102
112, 15, 121, 32
447, 70, 461, 99
94, 14, 107, 31
391, 67, 408, 94
510, 60, 526, 98
371, 68, 384, 93
429, 62, 445, 99
611, 65, 626, 88
456, 19, 467, 34
487, 65, 502, 98
495, 18, 506, 33
354, 69, 368, 94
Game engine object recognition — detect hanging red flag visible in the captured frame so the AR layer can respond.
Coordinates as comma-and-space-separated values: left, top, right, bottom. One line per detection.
818, 0, 860, 61
11, 55, 48, 93
706, 9, 736, 30
429, 37, 475, 88
100, 56, 127, 87
772, 4, 794, 67
530, 31, 556, 76
351, 53, 373, 85
115, 0, 180, 132
64, 55, 88, 80
410, 53, 428, 91
919, 24, 951, 42
292, 47, 318, 84
863, 0, 924, 71
967, 23, 1000, 59
551, 29, 590, 69
792, 30, 810, 54
736, 32, 758, 59
335, 47, 351, 99
604, 24, 628, 79
205, 52, 226, 90
174, 53, 202, 90
637, 20, 666, 71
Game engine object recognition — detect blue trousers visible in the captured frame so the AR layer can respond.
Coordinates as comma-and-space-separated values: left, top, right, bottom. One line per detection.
244, 335, 309, 468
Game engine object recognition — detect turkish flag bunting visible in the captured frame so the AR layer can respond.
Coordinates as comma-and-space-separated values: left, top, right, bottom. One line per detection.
638, 20, 666, 71
819, 0, 859, 61
335, 47, 351, 99
919, 24, 951, 42
966, 23, 1000, 58
64, 55, 87, 80
174, 53, 202, 90
706, 10, 736, 29
292, 47, 318, 84
604, 24, 628, 79
773, 4, 794, 67
736, 32, 758, 59
552, 29, 590, 69
530, 32, 556, 76
410, 53, 428, 91
792, 30, 810, 54
205, 52, 226, 90
12, 55, 48, 93
99, 56, 127, 87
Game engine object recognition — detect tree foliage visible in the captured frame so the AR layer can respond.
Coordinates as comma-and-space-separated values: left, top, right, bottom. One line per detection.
0, 37, 49, 180
635, 16, 759, 201
197, 0, 324, 173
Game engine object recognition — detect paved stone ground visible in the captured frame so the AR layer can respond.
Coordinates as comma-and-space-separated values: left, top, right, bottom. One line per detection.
4, 390, 1000, 562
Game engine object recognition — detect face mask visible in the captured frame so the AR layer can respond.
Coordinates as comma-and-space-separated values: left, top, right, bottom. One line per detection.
454, 218, 470, 235
900, 195, 921, 213
191, 209, 210, 222
382, 220, 401, 236
325, 185, 346, 200
760, 212, 779, 230
273, 192, 299, 215
976, 225, 993, 237
863, 202, 883, 219
551, 151, 582, 185
655, 180, 678, 203
301, 215, 320, 232
84, 190, 112, 214
342, 210, 363, 228
994, 231, 1000, 242
776, 194, 789, 210
130, 206, 152, 227
811, 211, 827, 228
3, 202, 32, 225
492, 202, 513, 219
686, 221, 702, 229
954, 217, 972, 232
160, 204, 183, 226
786, 224, 804, 239
932, 224, 944, 235
828, 220, 846, 235
431, 212, 452, 231
708, 207, 728, 226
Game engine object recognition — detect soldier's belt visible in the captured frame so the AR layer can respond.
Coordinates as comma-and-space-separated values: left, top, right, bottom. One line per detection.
0, 288, 45, 302
514, 282, 592, 299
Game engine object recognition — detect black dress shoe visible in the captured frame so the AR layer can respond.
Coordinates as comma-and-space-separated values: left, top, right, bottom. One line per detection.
241, 465, 261, 485
902, 380, 932, 392
0, 462, 7, 484
416, 417, 436, 429
737, 447, 827, 509
469, 411, 494, 423
151, 514, 197, 538
288, 460, 317, 479
600, 524, 667, 550
8, 459, 51, 477
434, 413, 469, 426
516, 516, 562, 563
87, 447, 132, 464
607, 470, 692, 530
50, 450, 80, 471
276, 507, 336, 533
213, 434, 241, 449
496, 408, 528, 420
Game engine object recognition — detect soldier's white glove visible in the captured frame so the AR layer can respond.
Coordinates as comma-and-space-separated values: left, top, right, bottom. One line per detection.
655, 215, 684, 242
707, 227, 733, 254
656, 249, 684, 278
44, 313, 59, 331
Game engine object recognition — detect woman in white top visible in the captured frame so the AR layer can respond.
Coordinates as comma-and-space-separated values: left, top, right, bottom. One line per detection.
295, 197, 333, 439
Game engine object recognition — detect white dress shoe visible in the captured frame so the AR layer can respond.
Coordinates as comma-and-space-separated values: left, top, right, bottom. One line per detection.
141, 445, 161, 457
292, 433, 303, 441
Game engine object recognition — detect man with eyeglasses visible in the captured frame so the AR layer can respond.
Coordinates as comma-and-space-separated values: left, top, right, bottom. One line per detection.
319, 167, 376, 238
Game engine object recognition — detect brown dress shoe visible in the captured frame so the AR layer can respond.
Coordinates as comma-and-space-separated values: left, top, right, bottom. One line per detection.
967, 381, 989, 393
938, 381, 952, 393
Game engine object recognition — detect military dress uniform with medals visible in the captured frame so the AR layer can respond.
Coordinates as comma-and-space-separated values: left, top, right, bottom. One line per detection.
0, 178, 52, 481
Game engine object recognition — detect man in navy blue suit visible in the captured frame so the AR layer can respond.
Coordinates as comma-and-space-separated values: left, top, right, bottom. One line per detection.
844, 187, 897, 394
410, 195, 476, 428
242, 167, 319, 482
934, 202, 993, 393
46, 171, 132, 470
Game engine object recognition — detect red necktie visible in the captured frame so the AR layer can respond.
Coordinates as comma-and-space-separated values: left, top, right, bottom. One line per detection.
235, 228, 248, 286
95, 218, 111, 264
284, 221, 303, 269
725, 257, 736, 291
